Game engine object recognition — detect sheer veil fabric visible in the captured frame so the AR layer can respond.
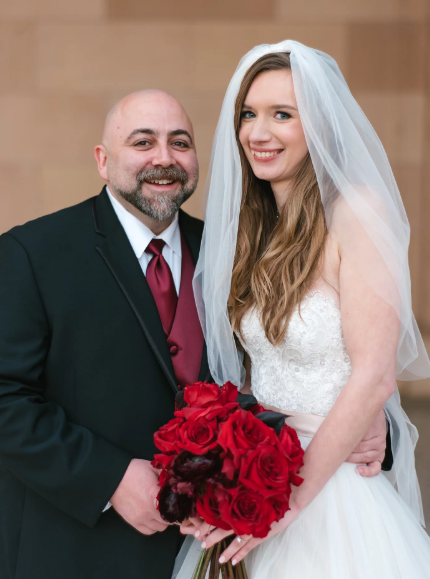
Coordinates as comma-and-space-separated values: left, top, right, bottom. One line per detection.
192, 40, 430, 524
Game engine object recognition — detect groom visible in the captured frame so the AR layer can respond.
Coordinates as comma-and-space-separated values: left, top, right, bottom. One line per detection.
0, 90, 390, 579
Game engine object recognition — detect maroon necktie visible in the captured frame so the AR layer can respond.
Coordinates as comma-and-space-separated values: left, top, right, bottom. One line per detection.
145, 239, 178, 335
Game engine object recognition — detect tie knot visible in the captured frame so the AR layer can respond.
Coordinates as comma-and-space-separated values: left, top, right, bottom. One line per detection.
146, 238, 166, 257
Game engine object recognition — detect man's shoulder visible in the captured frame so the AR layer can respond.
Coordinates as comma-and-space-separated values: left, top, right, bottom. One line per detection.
4, 195, 98, 248
178, 209, 204, 235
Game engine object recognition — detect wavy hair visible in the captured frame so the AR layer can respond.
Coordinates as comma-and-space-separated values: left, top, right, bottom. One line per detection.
228, 52, 328, 345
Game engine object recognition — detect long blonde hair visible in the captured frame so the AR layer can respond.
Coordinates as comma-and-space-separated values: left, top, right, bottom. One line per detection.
228, 52, 328, 345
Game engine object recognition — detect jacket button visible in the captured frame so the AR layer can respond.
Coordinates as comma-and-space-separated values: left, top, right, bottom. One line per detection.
170, 345, 179, 355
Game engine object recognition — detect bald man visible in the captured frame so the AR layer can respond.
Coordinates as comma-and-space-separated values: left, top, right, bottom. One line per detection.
0, 90, 209, 579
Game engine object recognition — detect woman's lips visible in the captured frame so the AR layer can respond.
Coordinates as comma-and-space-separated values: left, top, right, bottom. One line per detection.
251, 149, 284, 163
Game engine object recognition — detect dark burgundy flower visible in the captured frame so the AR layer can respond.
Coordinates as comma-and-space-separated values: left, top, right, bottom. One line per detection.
157, 484, 196, 524
175, 389, 187, 410
172, 451, 222, 481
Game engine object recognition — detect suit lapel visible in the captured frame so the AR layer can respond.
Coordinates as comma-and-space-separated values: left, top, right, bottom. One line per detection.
179, 211, 211, 383
94, 189, 178, 394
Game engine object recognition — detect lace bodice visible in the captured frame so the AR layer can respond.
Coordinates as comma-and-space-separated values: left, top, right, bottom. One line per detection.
238, 291, 352, 417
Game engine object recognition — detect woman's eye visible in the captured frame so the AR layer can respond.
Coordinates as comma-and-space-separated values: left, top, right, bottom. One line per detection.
241, 111, 255, 119
275, 111, 291, 120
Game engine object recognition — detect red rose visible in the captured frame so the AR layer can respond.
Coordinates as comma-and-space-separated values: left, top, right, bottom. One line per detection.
218, 409, 277, 467
239, 445, 290, 495
175, 401, 238, 422
196, 484, 232, 531
277, 425, 305, 486
178, 381, 239, 422
152, 453, 175, 470
250, 403, 266, 416
176, 418, 219, 455
220, 485, 277, 538
221, 456, 237, 480
158, 468, 171, 488
183, 382, 223, 408
154, 416, 185, 453
220, 381, 240, 404
269, 493, 291, 522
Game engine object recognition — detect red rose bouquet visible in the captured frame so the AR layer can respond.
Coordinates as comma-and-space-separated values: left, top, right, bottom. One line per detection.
152, 381, 304, 579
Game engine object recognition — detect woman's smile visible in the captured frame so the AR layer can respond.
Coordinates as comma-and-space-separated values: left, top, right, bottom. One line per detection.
251, 148, 284, 162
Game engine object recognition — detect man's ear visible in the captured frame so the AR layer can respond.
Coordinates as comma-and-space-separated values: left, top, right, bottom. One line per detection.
94, 145, 108, 181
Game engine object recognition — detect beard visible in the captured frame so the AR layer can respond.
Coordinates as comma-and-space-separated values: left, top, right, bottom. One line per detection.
110, 165, 199, 222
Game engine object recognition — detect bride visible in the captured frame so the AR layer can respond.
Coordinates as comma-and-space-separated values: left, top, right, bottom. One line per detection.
176, 41, 430, 578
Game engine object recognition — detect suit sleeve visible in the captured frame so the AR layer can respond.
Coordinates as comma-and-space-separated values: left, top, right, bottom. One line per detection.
0, 233, 133, 527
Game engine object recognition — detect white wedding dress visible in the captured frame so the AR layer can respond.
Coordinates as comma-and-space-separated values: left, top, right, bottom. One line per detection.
174, 291, 430, 579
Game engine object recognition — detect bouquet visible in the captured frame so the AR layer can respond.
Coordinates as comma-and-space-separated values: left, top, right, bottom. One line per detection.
152, 381, 304, 579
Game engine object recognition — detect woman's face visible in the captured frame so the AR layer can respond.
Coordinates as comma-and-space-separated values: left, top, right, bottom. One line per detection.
238, 68, 308, 204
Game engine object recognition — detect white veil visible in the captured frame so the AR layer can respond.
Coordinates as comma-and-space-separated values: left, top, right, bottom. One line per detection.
193, 40, 430, 524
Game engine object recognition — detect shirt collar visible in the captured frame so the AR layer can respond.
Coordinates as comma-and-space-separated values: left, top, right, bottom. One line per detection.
106, 187, 181, 259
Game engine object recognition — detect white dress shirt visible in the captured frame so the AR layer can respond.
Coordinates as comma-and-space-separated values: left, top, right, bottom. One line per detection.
103, 188, 183, 512
106, 188, 182, 294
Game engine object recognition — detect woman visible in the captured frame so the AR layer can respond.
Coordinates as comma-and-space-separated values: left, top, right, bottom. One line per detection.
177, 41, 430, 578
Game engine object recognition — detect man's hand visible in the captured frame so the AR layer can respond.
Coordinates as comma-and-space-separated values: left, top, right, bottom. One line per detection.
110, 458, 169, 535
346, 408, 386, 477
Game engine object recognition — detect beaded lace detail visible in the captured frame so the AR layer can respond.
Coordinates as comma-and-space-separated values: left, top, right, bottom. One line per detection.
237, 291, 352, 417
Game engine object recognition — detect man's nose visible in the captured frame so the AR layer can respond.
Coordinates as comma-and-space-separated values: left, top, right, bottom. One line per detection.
150, 144, 176, 167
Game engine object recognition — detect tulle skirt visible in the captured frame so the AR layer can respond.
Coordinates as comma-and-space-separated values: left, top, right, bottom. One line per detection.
173, 435, 430, 579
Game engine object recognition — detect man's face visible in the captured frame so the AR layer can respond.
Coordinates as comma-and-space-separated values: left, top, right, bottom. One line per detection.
101, 93, 199, 222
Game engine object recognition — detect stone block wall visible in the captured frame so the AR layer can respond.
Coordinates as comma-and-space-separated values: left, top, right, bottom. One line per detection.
1, 0, 429, 392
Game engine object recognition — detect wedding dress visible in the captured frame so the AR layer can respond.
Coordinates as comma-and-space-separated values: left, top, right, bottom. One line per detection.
174, 291, 430, 579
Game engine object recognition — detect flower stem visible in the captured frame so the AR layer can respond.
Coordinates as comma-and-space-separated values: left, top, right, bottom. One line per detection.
202, 546, 215, 578
191, 548, 205, 579
240, 559, 249, 579
209, 541, 222, 579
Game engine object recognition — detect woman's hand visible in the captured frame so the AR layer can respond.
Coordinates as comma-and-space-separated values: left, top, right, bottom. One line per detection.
194, 502, 301, 566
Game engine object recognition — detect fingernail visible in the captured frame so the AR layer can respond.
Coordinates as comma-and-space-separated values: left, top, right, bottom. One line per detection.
195, 530, 200, 538
219, 556, 225, 564
202, 542, 207, 549
232, 559, 237, 566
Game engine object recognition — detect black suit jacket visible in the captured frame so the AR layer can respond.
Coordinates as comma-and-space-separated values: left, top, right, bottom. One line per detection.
0, 188, 209, 579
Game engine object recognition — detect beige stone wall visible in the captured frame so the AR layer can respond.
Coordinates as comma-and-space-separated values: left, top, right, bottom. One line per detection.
1, 0, 430, 391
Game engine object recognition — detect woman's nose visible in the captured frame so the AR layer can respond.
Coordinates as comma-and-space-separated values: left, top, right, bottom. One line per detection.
248, 118, 271, 144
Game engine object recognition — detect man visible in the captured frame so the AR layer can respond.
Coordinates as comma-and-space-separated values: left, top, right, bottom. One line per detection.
0, 90, 390, 579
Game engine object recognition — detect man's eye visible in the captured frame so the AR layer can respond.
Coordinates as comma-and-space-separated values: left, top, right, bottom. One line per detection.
173, 141, 188, 148
135, 140, 150, 146
275, 112, 291, 120
241, 111, 255, 119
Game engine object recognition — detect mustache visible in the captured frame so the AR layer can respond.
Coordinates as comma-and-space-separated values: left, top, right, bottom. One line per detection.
136, 166, 189, 185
